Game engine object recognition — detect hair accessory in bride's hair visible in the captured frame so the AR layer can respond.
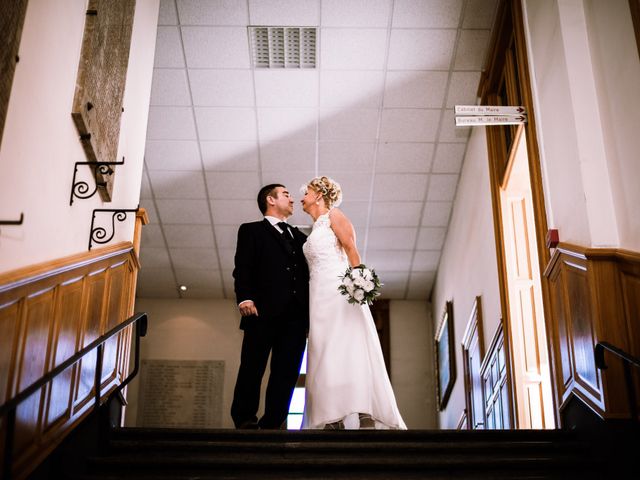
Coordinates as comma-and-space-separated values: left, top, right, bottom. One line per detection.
338, 264, 382, 305
306, 176, 343, 208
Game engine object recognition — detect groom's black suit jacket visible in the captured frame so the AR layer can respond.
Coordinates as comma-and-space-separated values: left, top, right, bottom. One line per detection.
233, 219, 310, 330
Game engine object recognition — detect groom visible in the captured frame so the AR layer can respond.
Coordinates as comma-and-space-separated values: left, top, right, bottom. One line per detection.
230, 184, 309, 429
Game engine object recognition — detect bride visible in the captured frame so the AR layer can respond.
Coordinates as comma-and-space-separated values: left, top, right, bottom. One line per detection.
300, 176, 406, 430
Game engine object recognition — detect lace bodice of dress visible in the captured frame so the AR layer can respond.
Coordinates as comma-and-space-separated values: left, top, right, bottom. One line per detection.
303, 212, 348, 276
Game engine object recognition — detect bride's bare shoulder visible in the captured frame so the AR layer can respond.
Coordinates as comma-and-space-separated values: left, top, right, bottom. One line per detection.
328, 207, 347, 221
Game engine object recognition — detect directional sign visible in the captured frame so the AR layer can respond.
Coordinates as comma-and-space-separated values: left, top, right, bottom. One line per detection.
455, 115, 527, 126
455, 105, 527, 116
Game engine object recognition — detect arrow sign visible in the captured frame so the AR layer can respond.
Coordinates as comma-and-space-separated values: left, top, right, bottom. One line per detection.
455, 105, 527, 116
455, 115, 527, 126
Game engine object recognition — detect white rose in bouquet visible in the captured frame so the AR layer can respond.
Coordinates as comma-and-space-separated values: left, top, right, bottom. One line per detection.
353, 289, 365, 302
338, 264, 383, 305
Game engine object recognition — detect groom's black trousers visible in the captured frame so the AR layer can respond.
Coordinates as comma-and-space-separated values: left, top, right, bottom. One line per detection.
231, 302, 307, 429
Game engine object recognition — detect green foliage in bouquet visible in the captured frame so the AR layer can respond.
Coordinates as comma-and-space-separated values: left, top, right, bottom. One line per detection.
338, 264, 383, 305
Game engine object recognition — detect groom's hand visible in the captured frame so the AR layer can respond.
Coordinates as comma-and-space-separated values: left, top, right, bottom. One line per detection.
238, 300, 259, 317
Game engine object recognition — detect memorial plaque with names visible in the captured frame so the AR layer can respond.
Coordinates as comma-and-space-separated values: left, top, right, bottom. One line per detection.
138, 360, 224, 428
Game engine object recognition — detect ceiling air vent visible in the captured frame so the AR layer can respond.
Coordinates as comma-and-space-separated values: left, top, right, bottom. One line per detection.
249, 26, 317, 69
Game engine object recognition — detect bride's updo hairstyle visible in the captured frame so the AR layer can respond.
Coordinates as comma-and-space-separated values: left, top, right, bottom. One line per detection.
306, 176, 342, 209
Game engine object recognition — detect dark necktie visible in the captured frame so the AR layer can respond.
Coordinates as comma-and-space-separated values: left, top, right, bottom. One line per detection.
277, 222, 294, 244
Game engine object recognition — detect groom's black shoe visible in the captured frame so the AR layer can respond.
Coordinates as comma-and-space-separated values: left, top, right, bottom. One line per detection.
238, 420, 260, 429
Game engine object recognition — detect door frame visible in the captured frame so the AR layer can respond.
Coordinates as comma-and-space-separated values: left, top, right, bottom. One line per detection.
478, 0, 559, 428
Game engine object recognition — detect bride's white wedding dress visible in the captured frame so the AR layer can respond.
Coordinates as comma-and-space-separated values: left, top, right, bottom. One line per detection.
302, 211, 407, 430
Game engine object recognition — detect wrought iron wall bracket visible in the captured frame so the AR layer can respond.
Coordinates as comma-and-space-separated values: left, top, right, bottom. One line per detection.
0, 213, 23, 225
89, 207, 138, 250
70, 158, 125, 205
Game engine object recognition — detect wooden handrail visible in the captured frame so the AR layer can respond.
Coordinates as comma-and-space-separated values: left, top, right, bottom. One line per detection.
1, 312, 148, 480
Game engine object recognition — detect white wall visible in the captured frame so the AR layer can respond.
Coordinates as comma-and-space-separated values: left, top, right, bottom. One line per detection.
431, 127, 502, 429
584, 0, 640, 251
126, 297, 433, 429
523, 0, 640, 250
390, 300, 436, 429
0, 0, 159, 272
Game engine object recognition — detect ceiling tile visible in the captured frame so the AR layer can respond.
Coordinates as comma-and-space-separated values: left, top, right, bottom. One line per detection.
201, 141, 259, 171
376, 142, 434, 173
177, 0, 248, 25
195, 107, 257, 141
189, 69, 254, 107
412, 250, 441, 271
322, 171, 373, 202
338, 201, 370, 227
154, 27, 185, 68
182, 27, 250, 68
180, 286, 224, 298
254, 70, 318, 108
205, 171, 261, 199
416, 227, 446, 249
213, 225, 240, 249
171, 248, 220, 270
320, 71, 384, 109
369, 202, 422, 227
432, 143, 466, 173
140, 247, 172, 269
439, 109, 470, 142
136, 285, 180, 298
140, 170, 153, 199
454, 30, 491, 71
422, 201, 453, 226
392, 0, 463, 28
257, 108, 317, 143
147, 106, 196, 140
156, 199, 211, 224
140, 202, 159, 224
261, 142, 315, 171
446, 71, 482, 108
384, 71, 448, 108
322, 0, 391, 27
380, 109, 440, 142
318, 142, 375, 172
320, 108, 379, 142
321, 29, 388, 70
248, 0, 319, 26
137, 267, 178, 290
140, 225, 166, 248
148, 170, 207, 199
145, 140, 201, 170
365, 250, 413, 270
388, 29, 456, 70
159, 0, 178, 25
463, 0, 498, 28
164, 224, 215, 247
406, 271, 435, 299
211, 200, 262, 225
175, 268, 222, 289
150, 68, 191, 106
374, 173, 429, 201
427, 174, 459, 201
375, 271, 409, 299
218, 248, 237, 270
367, 227, 418, 250
261, 170, 316, 195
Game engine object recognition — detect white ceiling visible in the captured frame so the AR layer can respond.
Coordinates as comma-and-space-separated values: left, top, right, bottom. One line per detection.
137, 0, 497, 300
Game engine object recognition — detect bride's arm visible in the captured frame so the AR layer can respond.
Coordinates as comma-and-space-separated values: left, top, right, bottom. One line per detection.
329, 208, 361, 267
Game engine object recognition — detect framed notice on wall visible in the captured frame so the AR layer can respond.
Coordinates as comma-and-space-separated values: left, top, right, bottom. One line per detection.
435, 300, 456, 411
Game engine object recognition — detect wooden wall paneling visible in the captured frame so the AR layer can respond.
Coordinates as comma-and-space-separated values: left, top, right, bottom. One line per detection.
43, 277, 84, 435
73, 269, 107, 414
0, 301, 20, 403
13, 288, 56, 463
0, 242, 141, 478
544, 257, 574, 406
619, 260, 640, 415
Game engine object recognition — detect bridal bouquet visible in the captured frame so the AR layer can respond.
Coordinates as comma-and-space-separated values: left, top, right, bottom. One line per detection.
338, 264, 382, 305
